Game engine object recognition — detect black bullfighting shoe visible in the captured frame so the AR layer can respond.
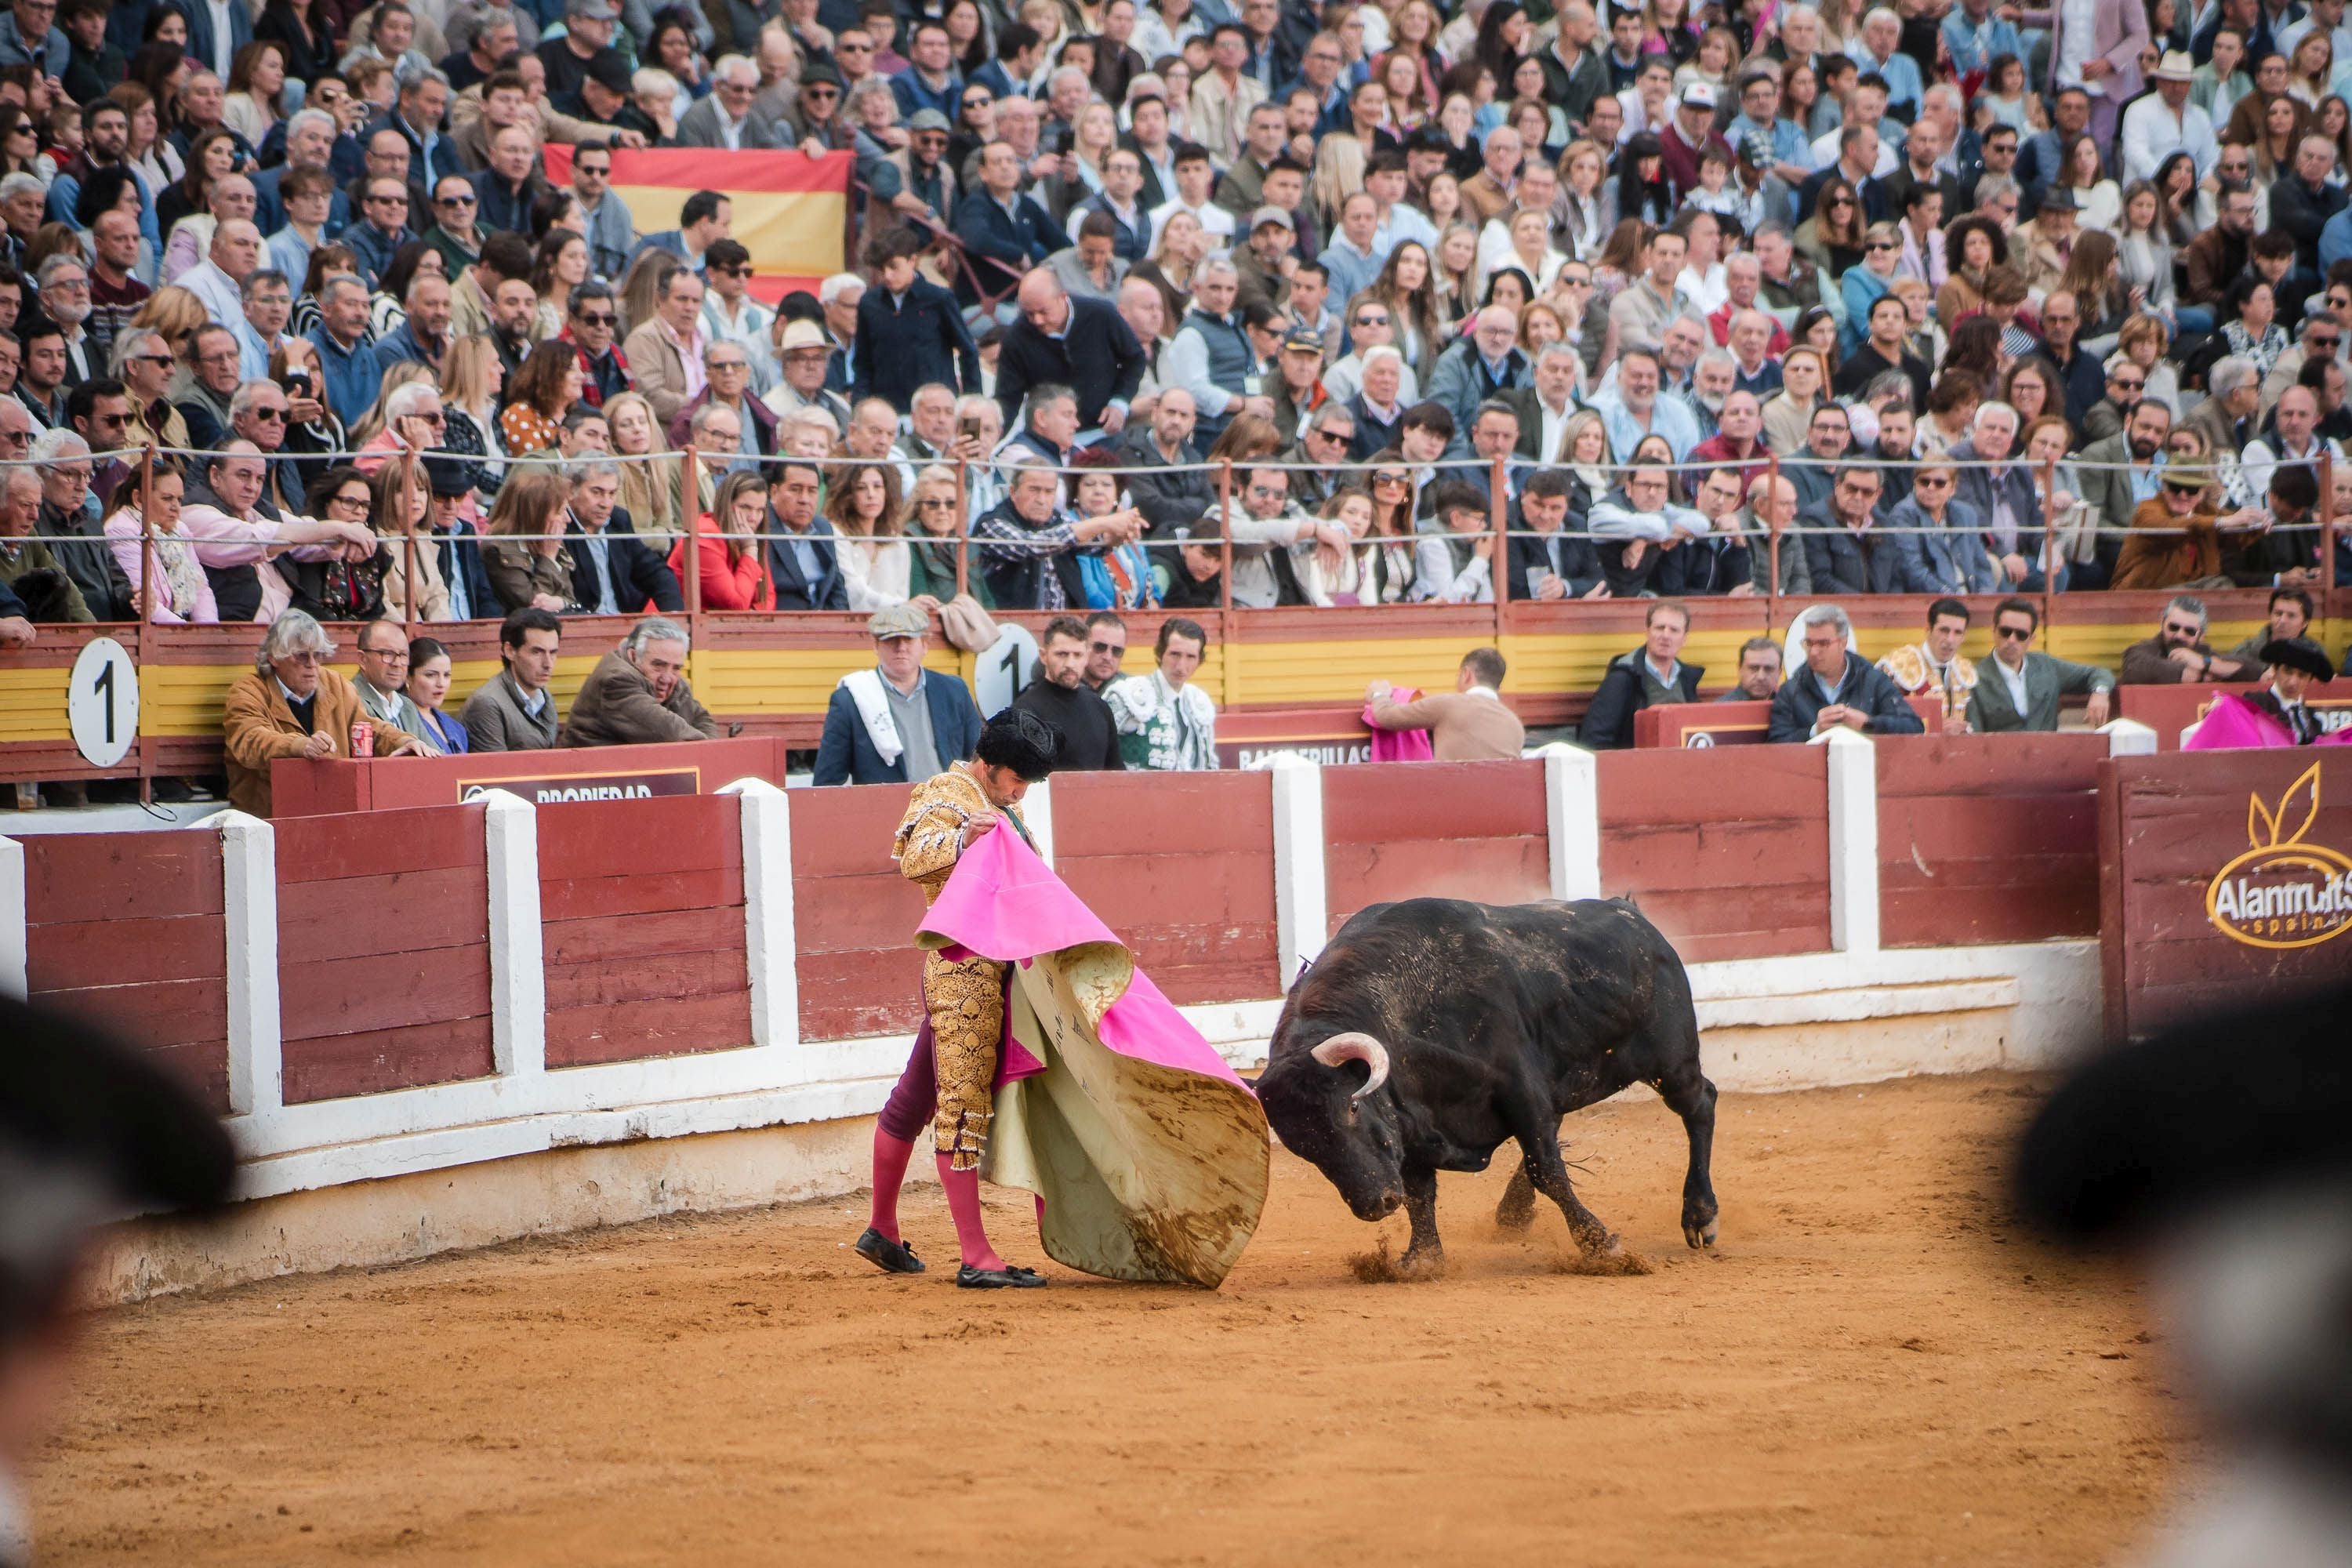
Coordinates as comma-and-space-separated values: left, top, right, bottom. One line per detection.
855, 1227, 927, 1274
955, 1263, 1047, 1289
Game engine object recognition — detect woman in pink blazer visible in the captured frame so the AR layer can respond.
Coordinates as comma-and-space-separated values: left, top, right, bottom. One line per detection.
104, 463, 220, 624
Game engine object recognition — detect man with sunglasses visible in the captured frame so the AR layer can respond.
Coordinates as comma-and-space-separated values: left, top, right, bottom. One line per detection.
2123, 593, 2256, 683
1962, 598, 2114, 733
108, 328, 184, 452
557, 281, 629, 407
1321, 299, 1420, 406
568, 142, 634, 281
699, 239, 779, 393
2082, 352, 2151, 445
419, 172, 483, 278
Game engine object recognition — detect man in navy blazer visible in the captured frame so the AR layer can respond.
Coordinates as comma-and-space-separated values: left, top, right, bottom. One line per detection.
178, 0, 254, 85
764, 458, 851, 611
424, 457, 499, 620
813, 604, 986, 784
563, 465, 683, 615
953, 140, 1068, 306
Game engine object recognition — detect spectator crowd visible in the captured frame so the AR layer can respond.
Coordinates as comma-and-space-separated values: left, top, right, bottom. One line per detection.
0, 0, 2344, 801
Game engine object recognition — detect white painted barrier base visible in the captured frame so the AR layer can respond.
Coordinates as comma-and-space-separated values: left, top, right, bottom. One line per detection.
87, 940, 2100, 1305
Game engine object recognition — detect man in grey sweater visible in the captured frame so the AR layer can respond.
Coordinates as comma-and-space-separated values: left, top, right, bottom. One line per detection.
459, 607, 564, 752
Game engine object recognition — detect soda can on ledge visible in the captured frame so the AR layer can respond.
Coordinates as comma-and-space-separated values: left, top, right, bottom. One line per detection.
350, 720, 375, 758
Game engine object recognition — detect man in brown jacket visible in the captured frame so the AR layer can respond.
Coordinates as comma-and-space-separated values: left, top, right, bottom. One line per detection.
1365, 648, 1526, 760
222, 610, 420, 816
561, 617, 722, 747
620, 263, 705, 426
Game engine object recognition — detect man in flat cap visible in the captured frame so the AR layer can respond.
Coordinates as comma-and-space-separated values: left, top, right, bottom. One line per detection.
813, 603, 985, 785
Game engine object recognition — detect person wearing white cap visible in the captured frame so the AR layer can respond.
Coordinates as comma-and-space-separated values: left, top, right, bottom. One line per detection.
2122, 50, 2221, 182
1661, 81, 1733, 205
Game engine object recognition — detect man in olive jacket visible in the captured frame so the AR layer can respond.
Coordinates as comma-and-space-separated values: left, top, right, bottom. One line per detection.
561, 617, 722, 747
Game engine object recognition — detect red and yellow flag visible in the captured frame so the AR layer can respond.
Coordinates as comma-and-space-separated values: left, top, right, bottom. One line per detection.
542, 145, 851, 300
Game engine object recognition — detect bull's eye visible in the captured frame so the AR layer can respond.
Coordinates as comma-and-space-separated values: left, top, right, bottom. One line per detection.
1345, 1101, 1359, 1124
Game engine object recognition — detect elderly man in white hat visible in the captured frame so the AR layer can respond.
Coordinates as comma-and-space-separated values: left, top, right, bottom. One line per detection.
762, 317, 854, 429
2121, 49, 2218, 182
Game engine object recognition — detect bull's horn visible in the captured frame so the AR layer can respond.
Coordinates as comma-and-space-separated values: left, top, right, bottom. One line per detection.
1310, 1032, 1390, 1098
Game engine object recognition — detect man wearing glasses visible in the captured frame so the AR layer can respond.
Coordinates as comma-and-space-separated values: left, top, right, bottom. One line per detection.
569, 142, 634, 281
1966, 599, 2114, 734
420, 172, 483, 277
678, 53, 783, 149
562, 281, 630, 405
2082, 352, 2151, 445
343, 177, 417, 292
223, 610, 423, 817
106, 328, 181, 449
1322, 300, 1421, 406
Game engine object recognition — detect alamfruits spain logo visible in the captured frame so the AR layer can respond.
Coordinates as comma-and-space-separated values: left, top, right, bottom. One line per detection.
2205, 763, 2352, 949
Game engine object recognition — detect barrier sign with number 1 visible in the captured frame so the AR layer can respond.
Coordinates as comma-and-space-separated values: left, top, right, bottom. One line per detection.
975, 624, 1040, 719
68, 637, 138, 768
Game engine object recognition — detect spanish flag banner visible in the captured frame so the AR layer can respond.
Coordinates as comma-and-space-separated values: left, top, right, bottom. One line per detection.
541, 144, 851, 300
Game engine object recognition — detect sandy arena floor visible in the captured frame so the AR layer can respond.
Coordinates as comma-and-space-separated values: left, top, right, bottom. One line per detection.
33, 1072, 2194, 1566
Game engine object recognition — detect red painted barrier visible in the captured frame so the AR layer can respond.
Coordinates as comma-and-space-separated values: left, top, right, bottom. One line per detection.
1634, 696, 1945, 747
1877, 735, 2107, 947
1054, 770, 1281, 1003
20, 830, 229, 1112
2113, 682, 2352, 750
274, 804, 494, 1102
787, 782, 929, 1043
538, 793, 751, 1066
270, 738, 787, 816
1321, 759, 1550, 933
1597, 746, 1831, 960
2100, 751, 2352, 1044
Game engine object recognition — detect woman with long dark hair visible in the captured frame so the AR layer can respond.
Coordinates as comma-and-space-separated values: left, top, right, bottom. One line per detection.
1370, 240, 1445, 379
1795, 177, 1866, 278
155, 126, 238, 238
499, 339, 589, 458
1606, 131, 1675, 227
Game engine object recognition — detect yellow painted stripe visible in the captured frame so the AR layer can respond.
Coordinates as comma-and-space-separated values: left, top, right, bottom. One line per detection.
610, 187, 846, 276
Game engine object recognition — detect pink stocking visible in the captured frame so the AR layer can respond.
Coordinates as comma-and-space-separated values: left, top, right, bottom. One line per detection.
936, 1153, 1007, 1272
868, 1128, 916, 1240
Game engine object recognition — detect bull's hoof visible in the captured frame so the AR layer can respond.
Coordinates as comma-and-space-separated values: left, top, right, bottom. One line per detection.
1397, 1246, 1446, 1280
1557, 1242, 1653, 1277
1494, 1194, 1537, 1232
1347, 1238, 1444, 1283
1683, 1212, 1720, 1250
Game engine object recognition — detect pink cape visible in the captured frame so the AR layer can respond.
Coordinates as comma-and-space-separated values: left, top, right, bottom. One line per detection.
2183, 691, 2352, 750
1364, 686, 1436, 762
916, 828, 1269, 1287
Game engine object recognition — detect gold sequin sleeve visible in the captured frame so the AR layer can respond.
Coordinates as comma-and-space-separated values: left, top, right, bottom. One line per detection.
892, 769, 994, 900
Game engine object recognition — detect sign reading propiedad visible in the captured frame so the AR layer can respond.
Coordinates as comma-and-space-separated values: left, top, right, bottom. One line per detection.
2205, 763, 2352, 949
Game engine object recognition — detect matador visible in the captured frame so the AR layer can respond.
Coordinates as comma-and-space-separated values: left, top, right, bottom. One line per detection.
855, 708, 1062, 1290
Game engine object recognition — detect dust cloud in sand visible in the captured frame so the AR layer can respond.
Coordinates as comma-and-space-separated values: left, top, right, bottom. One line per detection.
34, 1073, 2193, 1566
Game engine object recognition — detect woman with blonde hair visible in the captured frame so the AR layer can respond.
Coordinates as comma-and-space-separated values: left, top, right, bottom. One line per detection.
670, 469, 774, 611
1308, 132, 1369, 239
605, 390, 683, 543
1432, 223, 1481, 328
825, 460, 935, 612
441, 334, 510, 493
367, 457, 452, 622
1554, 140, 1613, 262
481, 466, 580, 615
1380, 50, 1430, 128
1128, 209, 1203, 328
2288, 28, 2332, 107
103, 461, 216, 623
129, 285, 209, 371
1558, 410, 1613, 504
1489, 205, 1566, 295
906, 463, 989, 607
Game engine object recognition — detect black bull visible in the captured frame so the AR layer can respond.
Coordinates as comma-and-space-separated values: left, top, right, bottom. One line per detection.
1256, 897, 1719, 1271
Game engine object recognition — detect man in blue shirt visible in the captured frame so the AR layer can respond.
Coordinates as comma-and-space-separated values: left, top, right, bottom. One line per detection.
1851, 9, 1925, 122
306, 274, 383, 427
1941, 0, 2023, 79
0, 0, 71, 78
341, 178, 416, 289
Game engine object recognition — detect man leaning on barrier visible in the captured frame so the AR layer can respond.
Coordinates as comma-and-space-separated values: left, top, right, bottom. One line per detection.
223, 609, 423, 817
561, 615, 721, 747
1769, 604, 1928, 742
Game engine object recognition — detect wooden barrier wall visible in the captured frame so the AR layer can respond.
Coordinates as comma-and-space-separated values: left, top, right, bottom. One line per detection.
786, 784, 929, 1044
20, 830, 229, 1113
538, 795, 751, 1067
2100, 750, 2352, 1044
1321, 759, 1552, 933
1876, 735, 2107, 948
1595, 746, 1832, 960
1053, 771, 1280, 1005
274, 806, 494, 1103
